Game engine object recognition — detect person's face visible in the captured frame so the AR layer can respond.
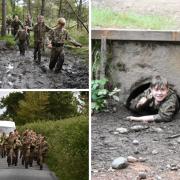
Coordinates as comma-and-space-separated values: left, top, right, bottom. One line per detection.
38, 16, 44, 23
59, 22, 65, 28
15, 16, 18, 21
151, 85, 169, 102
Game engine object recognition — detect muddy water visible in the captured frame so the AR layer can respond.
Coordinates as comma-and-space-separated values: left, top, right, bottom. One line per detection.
0, 49, 88, 89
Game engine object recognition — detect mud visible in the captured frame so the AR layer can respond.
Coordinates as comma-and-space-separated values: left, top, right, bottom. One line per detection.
0, 49, 88, 89
91, 104, 180, 179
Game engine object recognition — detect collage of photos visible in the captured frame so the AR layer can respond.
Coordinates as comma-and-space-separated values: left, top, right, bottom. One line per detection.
0, 0, 88, 180
1, 0, 180, 180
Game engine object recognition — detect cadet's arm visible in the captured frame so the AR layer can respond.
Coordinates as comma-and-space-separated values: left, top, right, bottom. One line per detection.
66, 32, 82, 47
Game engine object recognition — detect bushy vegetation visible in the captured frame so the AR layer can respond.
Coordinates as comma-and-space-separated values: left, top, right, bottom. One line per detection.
92, 7, 176, 30
18, 116, 88, 180
91, 78, 120, 112
0, 35, 16, 47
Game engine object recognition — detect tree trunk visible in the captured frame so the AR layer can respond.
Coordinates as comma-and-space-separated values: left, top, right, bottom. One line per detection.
58, 0, 63, 17
77, 0, 82, 30
1, 0, 6, 36
28, 0, 32, 16
41, 0, 45, 16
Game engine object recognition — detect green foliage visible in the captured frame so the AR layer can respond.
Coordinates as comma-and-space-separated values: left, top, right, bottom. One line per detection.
18, 116, 88, 180
0, 35, 16, 47
1, 92, 79, 125
91, 78, 120, 112
0, 92, 25, 119
92, 7, 176, 30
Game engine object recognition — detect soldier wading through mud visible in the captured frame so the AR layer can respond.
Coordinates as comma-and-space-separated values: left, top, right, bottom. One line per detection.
127, 75, 180, 123
0, 129, 48, 170
47, 17, 82, 73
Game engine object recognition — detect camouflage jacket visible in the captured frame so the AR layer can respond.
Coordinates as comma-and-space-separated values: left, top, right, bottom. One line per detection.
129, 88, 180, 122
33, 23, 51, 44
24, 19, 33, 27
6, 18, 12, 26
11, 20, 23, 31
15, 30, 29, 41
48, 27, 81, 47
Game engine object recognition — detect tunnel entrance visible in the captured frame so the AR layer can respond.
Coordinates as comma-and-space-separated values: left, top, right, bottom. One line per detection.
126, 83, 151, 108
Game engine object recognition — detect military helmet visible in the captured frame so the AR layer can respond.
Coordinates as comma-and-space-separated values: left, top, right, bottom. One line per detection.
58, 18, 66, 25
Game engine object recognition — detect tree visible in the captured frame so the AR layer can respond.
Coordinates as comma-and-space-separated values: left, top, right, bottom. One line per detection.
0, 92, 25, 119
17, 92, 49, 124
1, 0, 6, 36
27, 0, 32, 16
41, 0, 45, 15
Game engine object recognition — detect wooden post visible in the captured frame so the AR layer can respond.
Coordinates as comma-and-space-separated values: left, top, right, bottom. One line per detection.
100, 37, 107, 80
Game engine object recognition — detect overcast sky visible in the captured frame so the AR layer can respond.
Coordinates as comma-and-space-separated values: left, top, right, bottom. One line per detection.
0, 91, 10, 115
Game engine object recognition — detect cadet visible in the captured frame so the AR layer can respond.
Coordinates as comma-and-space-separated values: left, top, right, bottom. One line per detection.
6, 16, 12, 34
5, 132, 16, 166
0, 132, 6, 158
48, 17, 82, 73
127, 75, 180, 123
11, 15, 23, 37
13, 136, 22, 166
15, 26, 29, 56
24, 14, 34, 47
37, 136, 48, 170
33, 15, 51, 64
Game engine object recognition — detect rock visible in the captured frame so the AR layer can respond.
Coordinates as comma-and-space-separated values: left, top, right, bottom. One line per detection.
130, 125, 149, 132
176, 137, 180, 144
151, 127, 163, 133
113, 131, 119, 135
139, 157, 147, 162
134, 149, 140, 154
133, 140, 139, 145
112, 106, 117, 113
156, 176, 162, 180
138, 172, 147, 179
116, 127, 128, 134
171, 166, 178, 171
112, 157, 128, 169
127, 156, 138, 163
152, 150, 159, 155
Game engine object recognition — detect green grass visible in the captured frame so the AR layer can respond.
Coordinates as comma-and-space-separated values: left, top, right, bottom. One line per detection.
92, 7, 176, 30
0, 35, 16, 47
18, 116, 88, 180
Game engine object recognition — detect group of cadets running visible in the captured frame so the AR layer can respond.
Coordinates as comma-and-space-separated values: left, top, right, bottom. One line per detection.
6, 14, 82, 73
0, 129, 48, 170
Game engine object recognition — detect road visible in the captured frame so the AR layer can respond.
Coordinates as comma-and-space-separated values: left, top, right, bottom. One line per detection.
0, 156, 58, 180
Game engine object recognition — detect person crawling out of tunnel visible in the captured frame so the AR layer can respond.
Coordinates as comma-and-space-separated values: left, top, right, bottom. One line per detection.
126, 75, 180, 123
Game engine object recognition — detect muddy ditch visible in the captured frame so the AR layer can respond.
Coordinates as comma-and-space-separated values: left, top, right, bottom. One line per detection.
0, 48, 88, 89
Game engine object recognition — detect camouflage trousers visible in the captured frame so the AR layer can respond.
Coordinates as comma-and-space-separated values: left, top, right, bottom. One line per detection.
34, 42, 44, 63
49, 47, 64, 73
7, 148, 16, 166
18, 40, 27, 56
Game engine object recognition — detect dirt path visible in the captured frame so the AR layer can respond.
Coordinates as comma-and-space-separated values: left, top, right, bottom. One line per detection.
91, 105, 180, 179
92, 0, 180, 29
0, 49, 88, 89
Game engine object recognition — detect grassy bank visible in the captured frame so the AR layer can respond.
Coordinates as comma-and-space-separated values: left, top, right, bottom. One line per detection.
18, 116, 89, 180
92, 7, 176, 30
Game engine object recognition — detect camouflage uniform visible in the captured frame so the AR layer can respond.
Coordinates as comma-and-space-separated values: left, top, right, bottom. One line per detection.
5, 135, 16, 166
33, 22, 51, 63
129, 88, 180, 122
15, 29, 29, 55
48, 27, 81, 73
6, 17, 12, 34
0, 133, 6, 158
24, 19, 33, 47
11, 19, 23, 36
37, 138, 48, 170
13, 138, 22, 166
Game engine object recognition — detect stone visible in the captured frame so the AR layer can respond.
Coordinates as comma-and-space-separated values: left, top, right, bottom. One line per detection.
152, 150, 158, 155
133, 140, 139, 145
152, 127, 163, 133
112, 157, 128, 169
130, 125, 149, 132
112, 106, 117, 113
156, 176, 162, 180
116, 127, 128, 134
138, 172, 147, 179
139, 157, 147, 162
176, 137, 180, 144
127, 156, 138, 163
113, 132, 119, 135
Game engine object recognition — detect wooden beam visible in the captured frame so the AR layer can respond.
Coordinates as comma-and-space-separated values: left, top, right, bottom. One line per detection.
92, 28, 180, 41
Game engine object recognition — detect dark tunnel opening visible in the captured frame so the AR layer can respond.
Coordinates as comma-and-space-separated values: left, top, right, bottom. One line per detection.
126, 83, 151, 108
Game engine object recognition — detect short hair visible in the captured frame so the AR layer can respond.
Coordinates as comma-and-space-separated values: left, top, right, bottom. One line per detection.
150, 75, 169, 89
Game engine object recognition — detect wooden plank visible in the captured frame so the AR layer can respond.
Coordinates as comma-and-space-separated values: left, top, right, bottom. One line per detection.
92, 28, 180, 41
